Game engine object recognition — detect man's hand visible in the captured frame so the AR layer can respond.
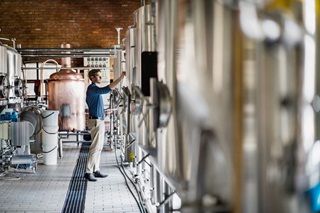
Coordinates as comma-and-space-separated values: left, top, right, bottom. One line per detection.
109, 71, 126, 89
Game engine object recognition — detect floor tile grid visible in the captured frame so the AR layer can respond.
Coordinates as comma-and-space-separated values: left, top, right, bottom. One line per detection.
84, 148, 141, 213
0, 136, 142, 213
0, 144, 80, 213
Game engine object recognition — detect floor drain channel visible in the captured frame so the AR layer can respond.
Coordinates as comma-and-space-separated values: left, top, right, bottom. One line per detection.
62, 142, 90, 213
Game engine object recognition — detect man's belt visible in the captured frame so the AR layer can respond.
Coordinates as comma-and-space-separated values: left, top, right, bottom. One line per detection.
88, 116, 103, 120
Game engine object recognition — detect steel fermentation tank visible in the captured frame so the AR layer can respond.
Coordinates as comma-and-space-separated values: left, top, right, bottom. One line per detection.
0, 45, 8, 101
148, 0, 236, 211
0, 45, 7, 75
6, 46, 23, 104
135, 4, 157, 154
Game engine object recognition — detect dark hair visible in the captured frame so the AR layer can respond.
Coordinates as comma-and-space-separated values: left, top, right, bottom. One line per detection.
88, 69, 101, 79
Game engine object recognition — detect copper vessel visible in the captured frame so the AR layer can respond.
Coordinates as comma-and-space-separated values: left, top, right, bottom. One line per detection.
47, 44, 85, 131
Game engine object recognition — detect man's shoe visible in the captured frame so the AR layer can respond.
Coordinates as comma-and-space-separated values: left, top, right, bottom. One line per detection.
93, 170, 108, 178
85, 173, 97, 181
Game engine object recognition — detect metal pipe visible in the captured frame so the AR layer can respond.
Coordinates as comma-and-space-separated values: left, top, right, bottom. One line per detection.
18, 47, 121, 58
22, 64, 27, 98
58, 132, 91, 136
128, 11, 137, 29
19, 53, 117, 58
0, 37, 16, 48
17, 48, 122, 52
0, 37, 11, 41
22, 67, 101, 70
122, 38, 126, 48
132, 85, 149, 102
40, 59, 60, 100
115, 28, 123, 45
122, 86, 131, 97
61, 141, 91, 144
156, 191, 176, 209
137, 153, 150, 166
109, 93, 115, 148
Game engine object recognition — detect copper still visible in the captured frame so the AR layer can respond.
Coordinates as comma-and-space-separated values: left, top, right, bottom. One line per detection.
47, 44, 85, 131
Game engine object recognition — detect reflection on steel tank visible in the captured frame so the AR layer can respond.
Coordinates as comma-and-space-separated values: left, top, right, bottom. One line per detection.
1, 44, 24, 104
47, 44, 85, 131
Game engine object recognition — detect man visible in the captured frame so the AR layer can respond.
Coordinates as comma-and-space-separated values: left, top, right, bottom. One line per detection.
85, 69, 126, 181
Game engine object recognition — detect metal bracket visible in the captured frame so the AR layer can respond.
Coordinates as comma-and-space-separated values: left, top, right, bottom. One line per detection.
156, 191, 176, 209
137, 153, 151, 167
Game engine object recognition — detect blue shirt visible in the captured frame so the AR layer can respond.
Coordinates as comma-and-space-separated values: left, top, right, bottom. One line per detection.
86, 83, 112, 118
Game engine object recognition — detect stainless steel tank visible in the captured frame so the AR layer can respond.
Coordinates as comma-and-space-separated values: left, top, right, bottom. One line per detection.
156, 0, 234, 210
7, 47, 16, 103
114, 51, 121, 80
6, 46, 23, 104
113, 50, 126, 89
156, 0, 187, 194
234, 0, 315, 213
297, 2, 320, 213
0, 45, 8, 101
0, 45, 7, 75
125, 27, 136, 92
124, 25, 139, 166
123, 0, 320, 212
14, 51, 23, 98
136, 4, 157, 151
47, 44, 85, 131
14, 51, 22, 78
134, 4, 156, 88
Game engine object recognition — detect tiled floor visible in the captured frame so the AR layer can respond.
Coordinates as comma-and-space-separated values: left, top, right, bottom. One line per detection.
0, 142, 141, 213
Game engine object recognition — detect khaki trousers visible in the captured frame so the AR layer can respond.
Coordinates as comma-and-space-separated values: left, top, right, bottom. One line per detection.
86, 119, 105, 173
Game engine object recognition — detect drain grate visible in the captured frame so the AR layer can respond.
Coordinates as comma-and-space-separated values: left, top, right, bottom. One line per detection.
62, 142, 90, 213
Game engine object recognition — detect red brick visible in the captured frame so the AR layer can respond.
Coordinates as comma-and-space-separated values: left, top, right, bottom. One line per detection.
0, 0, 142, 66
